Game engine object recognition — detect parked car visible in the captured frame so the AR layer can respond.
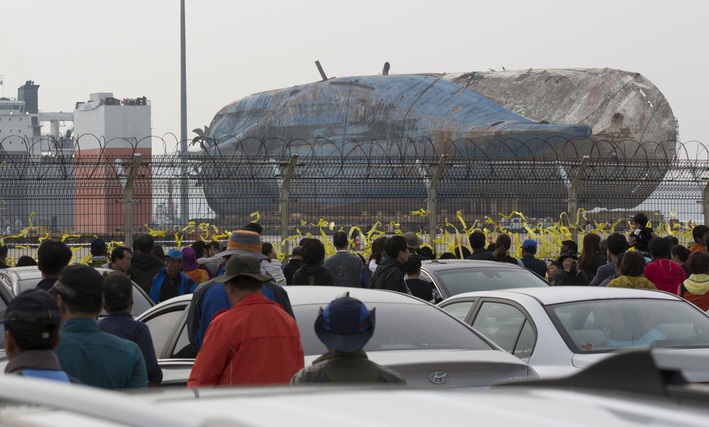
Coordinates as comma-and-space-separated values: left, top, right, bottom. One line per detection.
419, 259, 548, 302
1, 349, 709, 426
0, 266, 153, 318
136, 286, 537, 386
438, 287, 709, 379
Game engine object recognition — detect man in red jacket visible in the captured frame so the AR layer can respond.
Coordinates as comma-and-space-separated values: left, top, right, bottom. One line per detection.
187, 254, 304, 387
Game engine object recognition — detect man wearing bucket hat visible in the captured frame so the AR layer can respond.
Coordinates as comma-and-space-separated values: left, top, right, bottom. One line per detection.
186, 230, 295, 350
291, 295, 405, 384
181, 247, 210, 284
188, 253, 304, 386
403, 231, 431, 260
149, 248, 197, 303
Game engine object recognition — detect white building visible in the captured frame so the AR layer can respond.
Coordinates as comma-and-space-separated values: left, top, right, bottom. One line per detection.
73, 92, 153, 234
74, 92, 151, 153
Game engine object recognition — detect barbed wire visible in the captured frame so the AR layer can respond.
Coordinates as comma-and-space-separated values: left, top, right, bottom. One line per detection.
0, 134, 702, 181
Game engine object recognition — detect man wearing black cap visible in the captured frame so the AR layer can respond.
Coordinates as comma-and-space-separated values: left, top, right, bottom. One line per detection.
53, 265, 147, 389
290, 296, 405, 384
188, 253, 304, 386
3, 289, 70, 382
89, 238, 108, 268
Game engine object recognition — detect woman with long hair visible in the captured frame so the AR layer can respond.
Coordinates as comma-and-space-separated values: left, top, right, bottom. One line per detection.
368, 236, 389, 274
492, 234, 523, 266
578, 233, 606, 278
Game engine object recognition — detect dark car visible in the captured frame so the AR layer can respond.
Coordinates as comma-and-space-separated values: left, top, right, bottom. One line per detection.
419, 259, 548, 301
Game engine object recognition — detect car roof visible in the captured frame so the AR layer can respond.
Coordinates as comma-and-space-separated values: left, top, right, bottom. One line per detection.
0, 266, 134, 293
284, 286, 425, 306
443, 286, 682, 305
4, 350, 709, 427
421, 259, 527, 272
138, 287, 424, 315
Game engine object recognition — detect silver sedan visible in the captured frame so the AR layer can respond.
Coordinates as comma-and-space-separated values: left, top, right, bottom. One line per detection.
137, 286, 537, 387
439, 287, 709, 379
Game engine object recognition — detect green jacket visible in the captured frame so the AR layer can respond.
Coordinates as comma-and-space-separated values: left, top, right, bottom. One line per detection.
56, 318, 147, 389
290, 349, 406, 385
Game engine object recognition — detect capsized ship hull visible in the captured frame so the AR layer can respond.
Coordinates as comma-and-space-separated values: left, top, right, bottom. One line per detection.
201, 69, 676, 217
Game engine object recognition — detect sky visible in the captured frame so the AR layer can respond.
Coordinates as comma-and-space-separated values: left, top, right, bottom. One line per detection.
1, 0, 706, 154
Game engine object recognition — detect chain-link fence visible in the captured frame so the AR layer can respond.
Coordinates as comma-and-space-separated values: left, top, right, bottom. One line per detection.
1, 135, 707, 256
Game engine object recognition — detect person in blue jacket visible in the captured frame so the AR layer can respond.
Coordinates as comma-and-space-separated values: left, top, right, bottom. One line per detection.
149, 248, 197, 303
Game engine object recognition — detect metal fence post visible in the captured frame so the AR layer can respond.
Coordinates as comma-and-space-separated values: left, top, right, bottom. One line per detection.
703, 179, 709, 224
123, 153, 142, 249
280, 154, 299, 254
428, 155, 448, 246
568, 156, 589, 243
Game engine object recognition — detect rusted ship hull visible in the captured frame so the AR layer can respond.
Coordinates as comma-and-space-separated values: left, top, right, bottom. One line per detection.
200, 69, 676, 217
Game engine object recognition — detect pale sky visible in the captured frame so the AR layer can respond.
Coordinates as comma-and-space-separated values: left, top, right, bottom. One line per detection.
1, 0, 706, 153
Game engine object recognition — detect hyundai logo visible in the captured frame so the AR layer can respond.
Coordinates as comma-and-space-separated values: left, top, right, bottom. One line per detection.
428, 371, 450, 384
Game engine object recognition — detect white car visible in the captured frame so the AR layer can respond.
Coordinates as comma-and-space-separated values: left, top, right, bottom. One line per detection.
1, 349, 709, 426
0, 266, 154, 371
137, 286, 537, 387
438, 287, 709, 379
0, 266, 153, 317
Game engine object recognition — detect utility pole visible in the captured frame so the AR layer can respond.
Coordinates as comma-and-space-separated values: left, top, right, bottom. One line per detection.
279, 155, 299, 254
180, 0, 189, 224
427, 155, 448, 246
122, 154, 142, 249
568, 156, 589, 242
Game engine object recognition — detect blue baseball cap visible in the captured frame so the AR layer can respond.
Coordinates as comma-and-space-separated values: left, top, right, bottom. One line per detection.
314, 296, 375, 353
165, 248, 183, 261
522, 239, 537, 250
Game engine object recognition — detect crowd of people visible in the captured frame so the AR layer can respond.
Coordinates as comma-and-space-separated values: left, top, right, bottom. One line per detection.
4, 212, 709, 390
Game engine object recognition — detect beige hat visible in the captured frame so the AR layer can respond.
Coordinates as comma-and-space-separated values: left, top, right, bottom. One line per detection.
402, 231, 423, 249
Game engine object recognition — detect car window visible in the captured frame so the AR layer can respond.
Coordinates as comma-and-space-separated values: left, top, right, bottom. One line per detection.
172, 323, 197, 359
418, 270, 441, 301
18, 278, 40, 293
515, 320, 535, 358
293, 302, 493, 355
131, 287, 153, 317
440, 300, 475, 322
143, 308, 185, 356
433, 267, 547, 297
548, 299, 709, 353
471, 302, 534, 356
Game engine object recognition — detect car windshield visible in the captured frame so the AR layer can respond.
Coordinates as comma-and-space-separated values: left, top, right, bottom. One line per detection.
432, 266, 547, 297
293, 302, 492, 355
547, 299, 709, 353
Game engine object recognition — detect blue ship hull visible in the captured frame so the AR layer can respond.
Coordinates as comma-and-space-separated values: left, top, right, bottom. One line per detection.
200, 71, 673, 217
